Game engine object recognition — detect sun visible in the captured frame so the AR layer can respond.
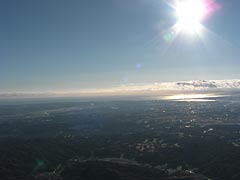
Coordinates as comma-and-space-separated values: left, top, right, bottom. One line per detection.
174, 0, 207, 34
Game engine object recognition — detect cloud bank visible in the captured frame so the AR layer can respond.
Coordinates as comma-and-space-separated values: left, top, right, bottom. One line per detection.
1, 79, 240, 98
122, 79, 240, 91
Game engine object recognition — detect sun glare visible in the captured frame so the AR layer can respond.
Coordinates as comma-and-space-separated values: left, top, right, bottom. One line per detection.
175, 0, 207, 34
162, 94, 222, 102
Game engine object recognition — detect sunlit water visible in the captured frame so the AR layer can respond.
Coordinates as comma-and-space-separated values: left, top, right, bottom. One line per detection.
161, 94, 223, 102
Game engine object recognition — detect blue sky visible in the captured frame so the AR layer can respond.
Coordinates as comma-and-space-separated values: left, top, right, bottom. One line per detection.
1, 0, 240, 92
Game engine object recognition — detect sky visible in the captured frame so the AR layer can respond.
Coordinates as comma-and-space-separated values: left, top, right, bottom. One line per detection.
1, 0, 240, 93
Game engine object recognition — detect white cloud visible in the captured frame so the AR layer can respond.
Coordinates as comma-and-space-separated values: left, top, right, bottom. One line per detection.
118, 79, 240, 91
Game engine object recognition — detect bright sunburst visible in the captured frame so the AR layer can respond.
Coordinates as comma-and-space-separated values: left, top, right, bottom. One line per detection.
161, 0, 220, 44
174, 0, 207, 34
